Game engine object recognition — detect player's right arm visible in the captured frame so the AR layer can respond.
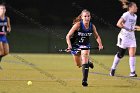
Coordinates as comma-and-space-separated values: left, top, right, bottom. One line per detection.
116, 18, 125, 28
117, 12, 132, 31
66, 22, 80, 50
117, 12, 127, 29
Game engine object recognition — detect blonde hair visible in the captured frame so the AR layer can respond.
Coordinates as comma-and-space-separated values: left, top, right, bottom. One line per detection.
119, 0, 136, 10
73, 9, 90, 25
119, 0, 129, 9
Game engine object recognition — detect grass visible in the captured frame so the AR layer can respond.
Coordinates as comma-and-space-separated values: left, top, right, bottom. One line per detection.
0, 53, 140, 93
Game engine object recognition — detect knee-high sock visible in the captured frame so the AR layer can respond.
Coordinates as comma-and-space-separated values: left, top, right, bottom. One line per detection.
82, 64, 89, 82
111, 54, 121, 69
129, 57, 136, 73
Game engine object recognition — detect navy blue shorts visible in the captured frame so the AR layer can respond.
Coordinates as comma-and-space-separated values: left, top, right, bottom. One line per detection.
71, 44, 90, 55
0, 35, 8, 43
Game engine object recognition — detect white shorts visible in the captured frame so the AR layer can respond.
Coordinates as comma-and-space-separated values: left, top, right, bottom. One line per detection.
117, 30, 137, 49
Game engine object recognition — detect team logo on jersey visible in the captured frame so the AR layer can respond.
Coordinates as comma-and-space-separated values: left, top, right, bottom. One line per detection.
0, 22, 7, 26
129, 19, 136, 23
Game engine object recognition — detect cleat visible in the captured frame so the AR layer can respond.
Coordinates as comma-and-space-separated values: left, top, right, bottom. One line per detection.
110, 69, 115, 76
88, 61, 94, 69
82, 81, 88, 87
130, 71, 137, 77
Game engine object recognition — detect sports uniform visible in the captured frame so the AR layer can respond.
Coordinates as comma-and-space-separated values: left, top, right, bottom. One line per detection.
0, 16, 8, 43
69, 20, 94, 86
110, 12, 137, 77
70, 20, 93, 55
117, 11, 137, 49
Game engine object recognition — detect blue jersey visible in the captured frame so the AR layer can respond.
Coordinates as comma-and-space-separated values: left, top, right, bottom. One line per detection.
0, 16, 8, 43
0, 16, 8, 33
70, 21, 93, 55
71, 21, 93, 46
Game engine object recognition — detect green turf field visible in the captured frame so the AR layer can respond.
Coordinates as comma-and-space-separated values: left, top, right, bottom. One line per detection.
0, 54, 140, 93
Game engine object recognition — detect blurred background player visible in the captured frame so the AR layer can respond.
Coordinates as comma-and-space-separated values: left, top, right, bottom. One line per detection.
110, 1, 139, 77
66, 9, 103, 86
0, 3, 11, 69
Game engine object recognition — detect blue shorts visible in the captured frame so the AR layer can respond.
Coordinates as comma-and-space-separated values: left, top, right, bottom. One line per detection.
0, 35, 8, 43
71, 44, 90, 55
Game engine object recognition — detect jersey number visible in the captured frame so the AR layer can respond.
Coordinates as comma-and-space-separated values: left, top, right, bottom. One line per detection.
79, 37, 86, 43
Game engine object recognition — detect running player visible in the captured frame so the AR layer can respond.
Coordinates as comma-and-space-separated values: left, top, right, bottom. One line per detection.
0, 3, 11, 69
110, 1, 138, 77
66, 9, 103, 86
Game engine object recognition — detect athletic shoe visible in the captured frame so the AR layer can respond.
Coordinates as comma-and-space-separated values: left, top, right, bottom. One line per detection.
82, 81, 88, 87
110, 69, 115, 76
130, 71, 137, 77
88, 61, 94, 69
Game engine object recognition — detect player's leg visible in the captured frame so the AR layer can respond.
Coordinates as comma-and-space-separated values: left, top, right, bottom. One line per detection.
71, 44, 82, 67
72, 54, 82, 68
0, 36, 9, 70
3, 43, 9, 56
0, 42, 4, 62
128, 47, 137, 77
71, 48, 82, 67
81, 50, 90, 86
72, 53, 93, 68
110, 47, 126, 76
0, 42, 4, 69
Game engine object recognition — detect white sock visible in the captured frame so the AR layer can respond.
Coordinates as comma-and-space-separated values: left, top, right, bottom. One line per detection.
111, 54, 120, 69
129, 57, 136, 73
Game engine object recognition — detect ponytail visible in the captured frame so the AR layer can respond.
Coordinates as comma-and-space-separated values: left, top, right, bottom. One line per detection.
119, 0, 129, 9
72, 14, 81, 25
119, 0, 136, 10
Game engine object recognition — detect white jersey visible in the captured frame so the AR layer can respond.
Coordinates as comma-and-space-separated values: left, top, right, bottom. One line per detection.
117, 12, 137, 49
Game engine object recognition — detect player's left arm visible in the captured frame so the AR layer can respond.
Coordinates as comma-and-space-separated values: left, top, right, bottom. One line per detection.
7, 17, 11, 33
92, 24, 103, 50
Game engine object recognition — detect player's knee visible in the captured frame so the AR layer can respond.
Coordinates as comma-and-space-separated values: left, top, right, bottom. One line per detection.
117, 47, 126, 59
81, 53, 89, 58
117, 52, 125, 59
3, 49, 9, 56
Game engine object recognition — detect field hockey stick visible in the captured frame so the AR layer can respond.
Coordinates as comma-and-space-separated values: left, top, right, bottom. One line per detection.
59, 47, 99, 52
